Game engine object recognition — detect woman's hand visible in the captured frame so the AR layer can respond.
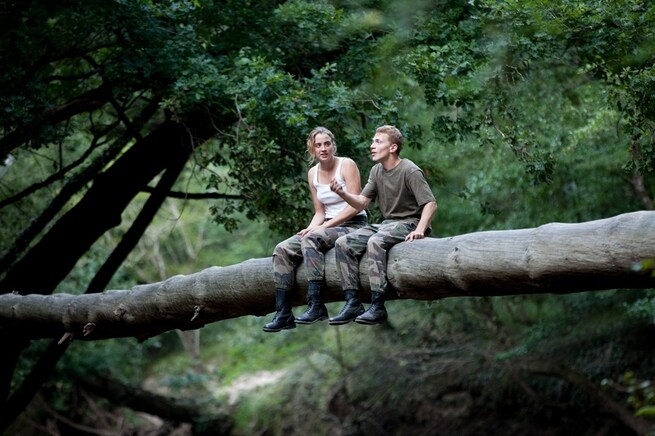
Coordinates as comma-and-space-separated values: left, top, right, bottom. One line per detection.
298, 224, 321, 238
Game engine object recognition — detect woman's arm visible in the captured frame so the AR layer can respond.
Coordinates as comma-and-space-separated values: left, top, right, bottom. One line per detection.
298, 166, 326, 237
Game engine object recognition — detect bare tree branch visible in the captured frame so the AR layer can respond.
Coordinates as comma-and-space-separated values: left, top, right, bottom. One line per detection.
519, 361, 654, 435
139, 186, 243, 200
0, 85, 112, 159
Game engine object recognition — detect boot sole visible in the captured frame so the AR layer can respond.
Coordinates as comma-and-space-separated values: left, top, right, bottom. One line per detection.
262, 324, 296, 332
354, 318, 387, 325
295, 316, 328, 325
328, 318, 357, 325
329, 310, 366, 325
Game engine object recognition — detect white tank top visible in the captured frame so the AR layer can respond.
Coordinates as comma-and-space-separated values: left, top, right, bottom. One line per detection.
314, 158, 366, 219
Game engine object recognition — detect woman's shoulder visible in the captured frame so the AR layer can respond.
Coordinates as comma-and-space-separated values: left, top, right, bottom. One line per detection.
339, 156, 364, 178
307, 163, 319, 180
339, 156, 359, 169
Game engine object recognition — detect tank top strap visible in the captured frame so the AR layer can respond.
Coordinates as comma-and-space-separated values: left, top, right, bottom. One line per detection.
314, 158, 343, 186
335, 157, 344, 181
312, 163, 320, 185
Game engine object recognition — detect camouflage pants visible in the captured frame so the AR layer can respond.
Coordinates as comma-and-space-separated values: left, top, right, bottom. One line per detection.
334, 219, 419, 293
272, 216, 367, 291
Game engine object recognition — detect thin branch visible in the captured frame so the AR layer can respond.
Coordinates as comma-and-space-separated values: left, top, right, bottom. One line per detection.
519, 361, 654, 435
33, 393, 120, 436
139, 186, 243, 200
0, 123, 118, 210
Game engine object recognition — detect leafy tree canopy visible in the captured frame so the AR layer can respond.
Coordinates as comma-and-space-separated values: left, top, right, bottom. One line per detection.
1, 0, 654, 432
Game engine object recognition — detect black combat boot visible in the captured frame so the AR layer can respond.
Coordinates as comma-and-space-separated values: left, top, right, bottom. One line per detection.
296, 281, 329, 324
355, 291, 388, 325
263, 289, 296, 332
328, 289, 365, 325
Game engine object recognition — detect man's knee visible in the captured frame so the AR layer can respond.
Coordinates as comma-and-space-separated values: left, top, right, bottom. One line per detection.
335, 234, 350, 252
367, 233, 386, 251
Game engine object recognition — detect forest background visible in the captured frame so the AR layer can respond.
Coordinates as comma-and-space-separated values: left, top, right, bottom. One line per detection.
0, 0, 654, 434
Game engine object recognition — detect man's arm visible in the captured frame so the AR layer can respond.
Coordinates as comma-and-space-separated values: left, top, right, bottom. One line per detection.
405, 200, 437, 241
329, 178, 371, 212
321, 158, 364, 229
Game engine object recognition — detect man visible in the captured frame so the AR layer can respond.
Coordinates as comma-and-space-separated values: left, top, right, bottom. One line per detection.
328, 125, 437, 325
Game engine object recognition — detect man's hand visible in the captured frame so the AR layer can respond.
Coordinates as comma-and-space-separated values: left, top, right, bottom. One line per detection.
329, 178, 345, 195
405, 230, 425, 241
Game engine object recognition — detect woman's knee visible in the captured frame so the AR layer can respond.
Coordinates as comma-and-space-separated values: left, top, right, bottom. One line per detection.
274, 236, 298, 257
273, 242, 286, 257
308, 227, 330, 241
301, 233, 322, 251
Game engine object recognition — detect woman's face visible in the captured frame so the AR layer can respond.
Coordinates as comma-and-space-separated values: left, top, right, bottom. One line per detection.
313, 132, 335, 162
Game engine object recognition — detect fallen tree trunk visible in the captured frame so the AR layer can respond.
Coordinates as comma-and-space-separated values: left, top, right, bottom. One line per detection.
1, 211, 653, 342
72, 373, 233, 435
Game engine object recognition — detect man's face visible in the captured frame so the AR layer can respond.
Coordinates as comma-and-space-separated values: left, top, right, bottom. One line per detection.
370, 132, 394, 162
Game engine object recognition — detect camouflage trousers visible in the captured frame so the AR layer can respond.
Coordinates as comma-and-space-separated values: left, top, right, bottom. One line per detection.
272, 216, 367, 291
334, 218, 420, 293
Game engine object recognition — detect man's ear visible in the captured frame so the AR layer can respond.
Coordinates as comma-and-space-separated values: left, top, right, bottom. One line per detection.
390, 143, 399, 153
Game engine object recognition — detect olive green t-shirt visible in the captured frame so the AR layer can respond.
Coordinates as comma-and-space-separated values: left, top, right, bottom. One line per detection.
361, 159, 435, 220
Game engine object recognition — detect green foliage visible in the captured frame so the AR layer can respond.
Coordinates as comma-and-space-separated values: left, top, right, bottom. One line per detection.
3, 0, 655, 432
203, 52, 408, 233
625, 289, 655, 324
199, 315, 311, 382
602, 371, 655, 417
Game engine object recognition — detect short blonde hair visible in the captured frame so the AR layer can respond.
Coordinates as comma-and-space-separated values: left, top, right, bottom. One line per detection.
376, 125, 403, 154
306, 126, 337, 162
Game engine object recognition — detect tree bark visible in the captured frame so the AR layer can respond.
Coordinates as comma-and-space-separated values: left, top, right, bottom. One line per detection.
1, 210, 653, 343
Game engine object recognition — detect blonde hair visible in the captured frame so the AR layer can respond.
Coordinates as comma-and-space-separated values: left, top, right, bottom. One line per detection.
376, 125, 403, 154
306, 126, 337, 163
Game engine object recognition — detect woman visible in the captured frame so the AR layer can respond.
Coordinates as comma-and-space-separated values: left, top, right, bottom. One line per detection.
263, 127, 367, 332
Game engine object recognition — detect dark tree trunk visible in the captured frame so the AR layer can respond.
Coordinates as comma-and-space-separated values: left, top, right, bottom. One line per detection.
0, 116, 218, 432
0, 119, 200, 295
